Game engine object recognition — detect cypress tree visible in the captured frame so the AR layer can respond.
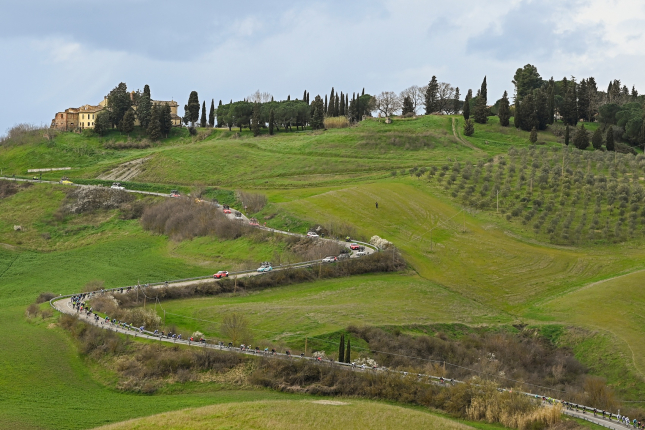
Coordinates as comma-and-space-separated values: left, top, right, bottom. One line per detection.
287, 95, 290, 101
269, 109, 275, 135
328, 88, 334, 116
340, 92, 345, 116
535, 88, 549, 130
474, 94, 488, 124
463, 119, 475, 136
547, 78, 555, 125
216, 100, 223, 127
498, 91, 511, 126
425, 76, 439, 114
186, 91, 200, 125
564, 125, 570, 146
147, 105, 162, 140
338, 334, 345, 362
209, 99, 215, 127
138, 84, 152, 130
311, 95, 324, 130
307, 92, 310, 104
606, 126, 615, 151
345, 94, 348, 114
251, 103, 261, 137
480, 76, 488, 104
578, 79, 589, 122
200, 101, 207, 127
344, 338, 351, 363
453, 87, 460, 114
335, 94, 340, 117
530, 126, 538, 143
514, 99, 521, 129
324, 95, 327, 116
161, 103, 173, 138
463, 89, 471, 120
303, 90, 307, 102
573, 124, 589, 150
402, 96, 414, 115
591, 127, 603, 150
362, 88, 365, 96
119, 109, 135, 135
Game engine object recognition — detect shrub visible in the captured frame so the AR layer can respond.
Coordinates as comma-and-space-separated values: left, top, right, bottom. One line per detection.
36, 292, 57, 304
236, 190, 268, 213
323, 116, 350, 129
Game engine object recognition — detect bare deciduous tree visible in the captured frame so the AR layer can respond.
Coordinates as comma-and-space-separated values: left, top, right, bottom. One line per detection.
436, 82, 456, 114
400, 85, 426, 114
375, 91, 401, 117
220, 313, 252, 344
247, 90, 273, 103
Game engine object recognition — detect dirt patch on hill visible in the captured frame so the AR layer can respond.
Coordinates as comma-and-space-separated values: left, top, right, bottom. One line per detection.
97, 157, 150, 181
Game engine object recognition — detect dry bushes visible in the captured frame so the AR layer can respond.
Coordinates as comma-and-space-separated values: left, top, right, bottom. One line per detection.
141, 197, 248, 241
348, 326, 588, 396
0, 123, 47, 146
103, 139, 153, 150
35, 292, 57, 304
0, 180, 32, 199
323, 116, 350, 129
63, 187, 135, 214
236, 191, 267, 213
289, 237, 345, 261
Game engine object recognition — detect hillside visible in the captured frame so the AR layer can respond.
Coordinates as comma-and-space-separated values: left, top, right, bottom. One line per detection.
1, 115, 644, 429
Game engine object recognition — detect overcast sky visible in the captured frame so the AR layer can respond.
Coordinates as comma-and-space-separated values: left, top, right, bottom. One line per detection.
1, 0, 644, 135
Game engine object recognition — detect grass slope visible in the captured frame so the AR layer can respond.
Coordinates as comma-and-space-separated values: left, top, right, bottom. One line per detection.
93, 399, 478, 430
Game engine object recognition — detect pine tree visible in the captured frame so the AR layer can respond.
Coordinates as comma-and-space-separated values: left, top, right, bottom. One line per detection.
119, 109, 135, 135
338, 334, 345, 362
147, 105, 162, 140
209, 99, 215, 127
606, 126, 615, 151
453, 87, 460, 114
344, 338, 351, 363
463, 89, 471, 120
530, 126, 538, 143
200, 101, 207, 128
565, 125, 570, 146
269, 109, 275, 135
425, 76, 439, 114
463, 119, 474, 136
574, 124, 589, 150
473, 94, 488, 124
160, 103, 173, 138
480, 76, 488, 104
401, 96, 414, 115
498, 91, 511, 126
591, 127, 603, 150
251, 103, 261, 137
138, 84, 152, 130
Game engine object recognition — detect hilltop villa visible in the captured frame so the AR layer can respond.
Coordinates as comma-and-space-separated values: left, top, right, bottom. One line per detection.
51, 92, 181, 131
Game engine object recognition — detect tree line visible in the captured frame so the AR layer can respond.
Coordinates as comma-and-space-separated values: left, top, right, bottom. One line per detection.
94, 83, 174, 140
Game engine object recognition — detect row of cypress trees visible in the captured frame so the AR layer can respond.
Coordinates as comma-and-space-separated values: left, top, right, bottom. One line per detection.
338, 334, 351, 363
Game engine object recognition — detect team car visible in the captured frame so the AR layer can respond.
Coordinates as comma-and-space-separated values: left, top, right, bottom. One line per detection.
349, 243, 364, 251
223, 205, 232, 214
322, 256, 338, 263
306, 231, 319, 238
111, 182, 125, 190
257, 264, 273, 272
249, 218, 260, 226
170, 190, 181, 197
213, 271, 229, 279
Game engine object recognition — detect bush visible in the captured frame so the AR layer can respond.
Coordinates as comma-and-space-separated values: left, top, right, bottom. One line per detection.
103, 139, 152, 150
236, 190, 267, 213
0, 124, 48, 146
36, 292, 57, 304
323, 116, 350, 129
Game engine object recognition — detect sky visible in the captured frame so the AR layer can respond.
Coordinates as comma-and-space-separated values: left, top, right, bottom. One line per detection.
1, 0, 644, 135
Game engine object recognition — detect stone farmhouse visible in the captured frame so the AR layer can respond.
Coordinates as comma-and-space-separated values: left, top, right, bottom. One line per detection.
51, 92, 181, 131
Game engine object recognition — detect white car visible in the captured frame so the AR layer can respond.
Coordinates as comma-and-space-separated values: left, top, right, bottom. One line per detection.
257, 265, 273, 272
110, 182, 125, 190
322, 256, 337, 263
306, 231, 319, 238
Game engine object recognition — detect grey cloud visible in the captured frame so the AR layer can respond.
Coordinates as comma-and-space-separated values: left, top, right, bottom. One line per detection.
466, 0, 609, 61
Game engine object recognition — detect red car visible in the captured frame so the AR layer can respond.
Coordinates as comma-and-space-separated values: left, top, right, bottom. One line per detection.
349, 243, 361, 250
213, 271, 229, 279
222, 205, 232, 214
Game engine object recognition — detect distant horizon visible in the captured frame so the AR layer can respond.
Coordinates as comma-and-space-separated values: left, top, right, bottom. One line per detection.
1, 0, 644, 135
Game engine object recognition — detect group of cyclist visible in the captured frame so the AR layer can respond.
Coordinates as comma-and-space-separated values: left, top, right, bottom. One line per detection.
560, 400, 642, 428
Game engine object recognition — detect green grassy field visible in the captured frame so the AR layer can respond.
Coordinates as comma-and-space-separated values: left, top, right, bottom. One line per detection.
1, 115, 644, 428
92, 399, 480, 430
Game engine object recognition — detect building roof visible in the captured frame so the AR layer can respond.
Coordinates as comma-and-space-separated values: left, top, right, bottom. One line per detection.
79, 104, 103, 113
153, 100, 178, 106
